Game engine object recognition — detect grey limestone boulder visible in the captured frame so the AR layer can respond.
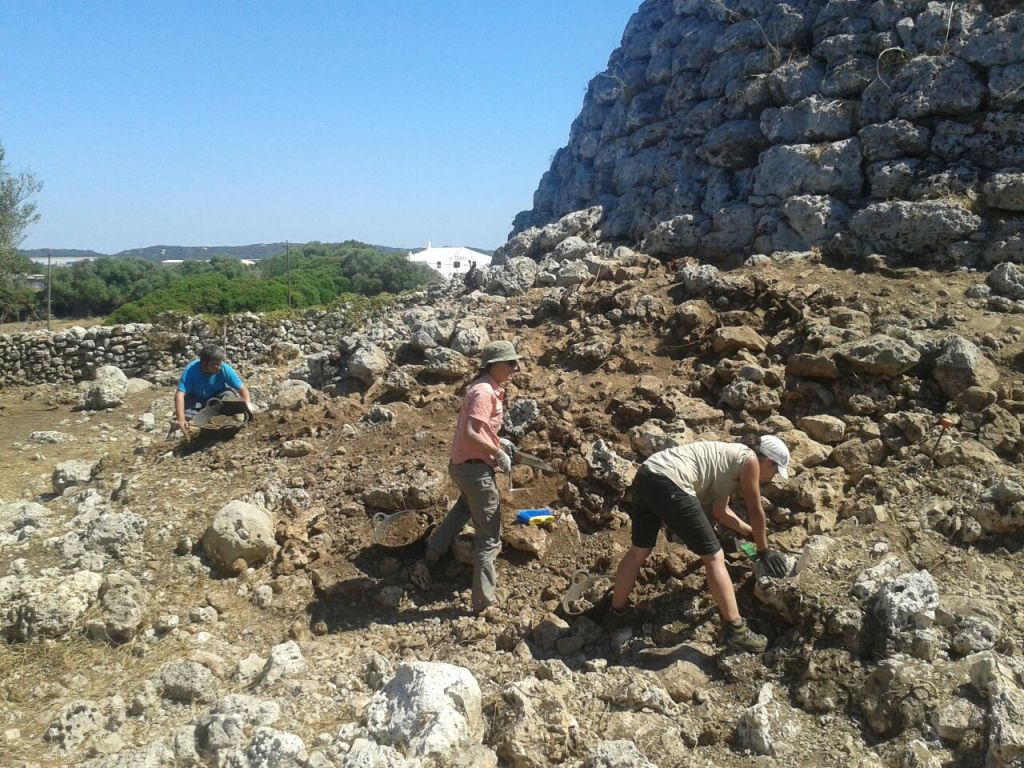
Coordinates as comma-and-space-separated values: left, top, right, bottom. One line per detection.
760, 95, 856, 144
1, 570, 103, 641
422, 347, 475, 382
155, 660, 220, 703
347, 344, 390, 386
782, 195, 850, 243
30, 430, 74, 444
735, 683, 802, 758
990, 63, 1024, 110
961, 10, 1024, 67
449, 324, 489, 356
697, 119, 766, 168
365, 662, 484, 761
835, 335, 921, 376
484, 257, 540, 297
974, 478, 1024, 533
849, 201, 981, 259
989, 262, 1024, 300
81, 365, 129, 410
858, 119, 931, 162
584, 740, 657, 768
258, 641, 306, 687
932, 335, 1000, 398
585, 439, 636, 493
88, 571, 147, 642
0, 500, 52, 545
983, 171, 1024, 211
201, 500, 275, 569
893, 55, 985, 120
43, 699, 104, 751
270, 380, 313, 411
753, 139, 863, 198
871, 571, 940, 651
52, 459, 98, 493
246, 727, 307, 768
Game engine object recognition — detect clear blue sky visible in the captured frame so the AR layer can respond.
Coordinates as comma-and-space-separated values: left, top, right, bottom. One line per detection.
1, 2, 637, 254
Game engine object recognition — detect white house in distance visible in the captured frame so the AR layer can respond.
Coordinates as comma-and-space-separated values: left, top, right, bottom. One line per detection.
407, 242, 491, 281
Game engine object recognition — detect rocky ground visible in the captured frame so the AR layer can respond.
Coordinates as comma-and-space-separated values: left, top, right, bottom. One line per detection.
3, 234, 1024, 767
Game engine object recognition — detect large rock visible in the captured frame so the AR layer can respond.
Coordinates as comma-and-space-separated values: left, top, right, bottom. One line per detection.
782, 194, 850, 243
932, 335, 1000, 398
735, 683, 802, 758
87, 571, 147, 642
154, 660, 220, 703
201, 500, 275, 569
584, 740, 657, 768
81, 365, 129, 410
982, 171, 1024, 211
347, 344, 390, 385
870, 571, 940, 657
753, 139, 863, 198
849, 201, 981, 259
835, 335, 920, 377
43, 699, 104, 751
52, 459, 98, 493
1, 570, 103, 641
973, 478, 1024, 533
365, 662, 484, 760
989, 262, 1024, 300
584, 440, 636, 493
710, 326, 767, 354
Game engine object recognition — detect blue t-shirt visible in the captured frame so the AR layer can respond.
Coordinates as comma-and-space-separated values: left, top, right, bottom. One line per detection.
177, 359, 244, 403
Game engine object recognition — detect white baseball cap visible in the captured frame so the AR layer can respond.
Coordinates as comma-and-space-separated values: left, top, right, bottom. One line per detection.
759, 435, 790, 479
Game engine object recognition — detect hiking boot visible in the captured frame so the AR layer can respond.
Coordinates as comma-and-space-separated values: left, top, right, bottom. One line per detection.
601, 606, 633, 632
581, 589, 614, 623
721, 620, 768, 654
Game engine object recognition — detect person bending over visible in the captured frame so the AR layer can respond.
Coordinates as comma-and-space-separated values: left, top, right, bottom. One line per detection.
606, 435, 791, 653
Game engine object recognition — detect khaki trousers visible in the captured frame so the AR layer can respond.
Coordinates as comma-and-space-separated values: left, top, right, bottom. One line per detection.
426, 461, 501, 611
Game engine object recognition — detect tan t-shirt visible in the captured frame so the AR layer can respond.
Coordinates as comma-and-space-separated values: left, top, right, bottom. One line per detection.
643, 441, 754, 505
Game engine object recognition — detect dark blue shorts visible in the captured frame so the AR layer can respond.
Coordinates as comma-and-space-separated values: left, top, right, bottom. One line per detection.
628, 466, 721, 556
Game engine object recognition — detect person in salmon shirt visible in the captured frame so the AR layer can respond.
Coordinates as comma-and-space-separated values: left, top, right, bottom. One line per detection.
412, 340, 521, 613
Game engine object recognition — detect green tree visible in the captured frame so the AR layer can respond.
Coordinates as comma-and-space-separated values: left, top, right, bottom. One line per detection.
0, 142, 43, 303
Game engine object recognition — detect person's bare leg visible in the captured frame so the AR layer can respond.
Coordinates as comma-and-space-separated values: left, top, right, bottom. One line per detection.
703, 550, 740, 623
611, 546, 652, 611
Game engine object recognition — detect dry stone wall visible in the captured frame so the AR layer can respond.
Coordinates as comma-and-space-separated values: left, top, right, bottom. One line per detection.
0, 306, 359, 388
511, 0, 1024, 267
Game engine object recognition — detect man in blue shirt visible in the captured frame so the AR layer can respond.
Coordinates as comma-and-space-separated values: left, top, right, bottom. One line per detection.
174, 344, 252, 438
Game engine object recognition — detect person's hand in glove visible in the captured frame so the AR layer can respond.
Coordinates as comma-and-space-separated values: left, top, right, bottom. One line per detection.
499, 438, 518, 463
759, 548, 790, 578
493, 448, 512, 473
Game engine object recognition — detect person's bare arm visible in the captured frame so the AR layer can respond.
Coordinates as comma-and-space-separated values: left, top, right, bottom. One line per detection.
712, 497, 753, 539
238, 384, 252, 407
739, 455, 769, 551
174, 390, 190, 438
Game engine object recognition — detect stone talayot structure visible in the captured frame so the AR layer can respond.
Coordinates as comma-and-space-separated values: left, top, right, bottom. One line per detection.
507, 0, 1024, 268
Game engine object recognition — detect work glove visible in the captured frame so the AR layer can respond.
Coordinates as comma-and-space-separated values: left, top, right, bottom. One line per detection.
759, 548, 790, 578
499, 438, 518, 462
493, 449, 512, 473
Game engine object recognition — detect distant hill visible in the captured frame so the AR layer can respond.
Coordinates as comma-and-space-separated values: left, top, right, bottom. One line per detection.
20, 242, 409, 263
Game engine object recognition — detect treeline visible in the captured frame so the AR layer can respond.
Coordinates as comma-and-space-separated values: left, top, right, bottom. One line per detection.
6, 241, 441, 324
